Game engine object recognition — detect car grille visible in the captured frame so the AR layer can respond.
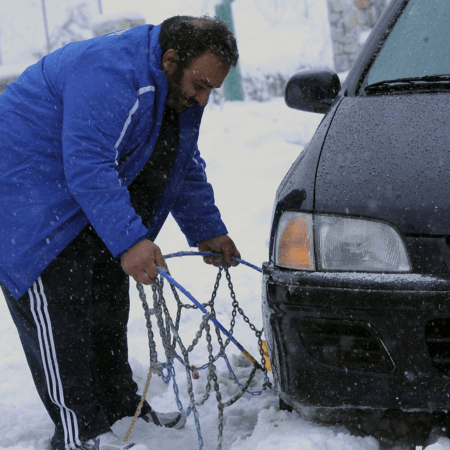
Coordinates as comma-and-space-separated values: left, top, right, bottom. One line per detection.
297, 318, 394, 372
425, 318, 450, 376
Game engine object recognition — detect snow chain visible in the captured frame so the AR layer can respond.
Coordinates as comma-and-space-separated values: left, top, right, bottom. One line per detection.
126, 255, 272, 450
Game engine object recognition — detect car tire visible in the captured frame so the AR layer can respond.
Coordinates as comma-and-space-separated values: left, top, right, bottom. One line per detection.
279, 397, 294, 412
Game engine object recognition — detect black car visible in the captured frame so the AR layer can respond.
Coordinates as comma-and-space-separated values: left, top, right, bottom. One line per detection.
262, 0, 450, 423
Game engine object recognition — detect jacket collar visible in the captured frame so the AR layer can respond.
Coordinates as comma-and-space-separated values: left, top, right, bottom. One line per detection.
148, 24, 168, 102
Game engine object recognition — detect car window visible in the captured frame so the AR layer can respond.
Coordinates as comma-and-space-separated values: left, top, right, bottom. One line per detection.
367, 0, 450, 85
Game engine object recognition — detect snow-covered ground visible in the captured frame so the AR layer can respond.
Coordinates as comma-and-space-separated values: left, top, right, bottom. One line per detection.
2, 98, 450, 450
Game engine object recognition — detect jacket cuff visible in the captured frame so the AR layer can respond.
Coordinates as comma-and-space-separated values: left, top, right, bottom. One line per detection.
116, 234, 149, 259
186, 222, 229, 248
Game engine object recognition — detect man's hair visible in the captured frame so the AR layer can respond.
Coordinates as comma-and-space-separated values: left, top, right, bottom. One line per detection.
159, 15, 239, 70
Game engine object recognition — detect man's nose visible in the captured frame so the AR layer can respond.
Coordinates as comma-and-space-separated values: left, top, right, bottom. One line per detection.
194, 89, 210, 107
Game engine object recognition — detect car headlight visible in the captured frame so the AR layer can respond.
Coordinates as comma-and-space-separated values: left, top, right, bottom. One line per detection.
274, 212, 411, 272
274, 212, 315, 270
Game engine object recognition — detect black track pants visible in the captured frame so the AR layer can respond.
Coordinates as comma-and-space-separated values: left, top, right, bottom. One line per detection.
1, 226, 150, 448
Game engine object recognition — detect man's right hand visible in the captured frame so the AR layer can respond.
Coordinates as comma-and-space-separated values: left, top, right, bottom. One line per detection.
121, 239, 165, 284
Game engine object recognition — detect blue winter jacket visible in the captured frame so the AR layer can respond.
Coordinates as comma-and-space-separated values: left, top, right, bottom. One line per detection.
0, 24, 227, 299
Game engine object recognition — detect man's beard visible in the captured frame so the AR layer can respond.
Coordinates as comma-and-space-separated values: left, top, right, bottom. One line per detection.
165, 65, 192, 113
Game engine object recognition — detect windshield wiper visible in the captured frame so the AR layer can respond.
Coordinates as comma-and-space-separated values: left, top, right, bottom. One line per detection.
364, 74, 450, 94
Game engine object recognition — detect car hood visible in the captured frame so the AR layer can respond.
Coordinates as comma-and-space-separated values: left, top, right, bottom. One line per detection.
315, 94, 450, 235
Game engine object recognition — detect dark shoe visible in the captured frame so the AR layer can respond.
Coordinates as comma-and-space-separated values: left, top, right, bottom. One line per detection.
142, 407, 186, 430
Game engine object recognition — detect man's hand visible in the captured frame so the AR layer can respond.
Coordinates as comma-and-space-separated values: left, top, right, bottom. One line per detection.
121, 239, 166, 284
198, 235, 240, 267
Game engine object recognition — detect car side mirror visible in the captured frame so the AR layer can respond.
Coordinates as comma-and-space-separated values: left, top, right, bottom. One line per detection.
285, 69, 341, 114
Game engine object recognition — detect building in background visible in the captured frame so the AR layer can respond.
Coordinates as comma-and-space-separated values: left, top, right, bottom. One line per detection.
326, 0, 388, 72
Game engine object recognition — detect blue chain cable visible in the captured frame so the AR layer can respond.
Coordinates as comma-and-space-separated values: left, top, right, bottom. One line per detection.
169, 361, 204, 449
163, 251, 263, 273
157, 265, 263, 369
171, 350, 267, 396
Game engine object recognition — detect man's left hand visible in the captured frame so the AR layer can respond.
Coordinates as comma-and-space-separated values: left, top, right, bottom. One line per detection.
198, 235, 240, 267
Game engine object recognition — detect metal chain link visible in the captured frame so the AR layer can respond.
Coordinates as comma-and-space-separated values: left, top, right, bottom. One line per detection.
133, 259, 272, 450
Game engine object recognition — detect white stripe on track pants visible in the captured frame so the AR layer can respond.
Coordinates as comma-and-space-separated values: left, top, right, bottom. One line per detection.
1, 225, 151, 449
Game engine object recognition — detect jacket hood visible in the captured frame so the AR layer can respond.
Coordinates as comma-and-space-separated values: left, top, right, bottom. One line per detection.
315, 94, 450, 235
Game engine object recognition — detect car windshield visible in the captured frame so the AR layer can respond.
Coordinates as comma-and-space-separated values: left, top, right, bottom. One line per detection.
367, 0, 450, 86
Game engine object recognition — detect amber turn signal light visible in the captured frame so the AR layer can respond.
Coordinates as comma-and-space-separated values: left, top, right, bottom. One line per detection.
275, 212, 315, 270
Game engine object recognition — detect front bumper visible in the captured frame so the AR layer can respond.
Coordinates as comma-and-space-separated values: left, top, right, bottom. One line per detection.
262, 263, 450, 412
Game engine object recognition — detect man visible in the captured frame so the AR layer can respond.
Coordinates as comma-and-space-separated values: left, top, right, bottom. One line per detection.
0, 15, 240, 450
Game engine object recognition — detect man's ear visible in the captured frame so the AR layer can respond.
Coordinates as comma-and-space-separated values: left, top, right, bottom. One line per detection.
162, 49, 179, 75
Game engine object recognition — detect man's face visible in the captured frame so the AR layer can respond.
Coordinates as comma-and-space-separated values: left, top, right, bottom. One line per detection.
164, 50, 230, 113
